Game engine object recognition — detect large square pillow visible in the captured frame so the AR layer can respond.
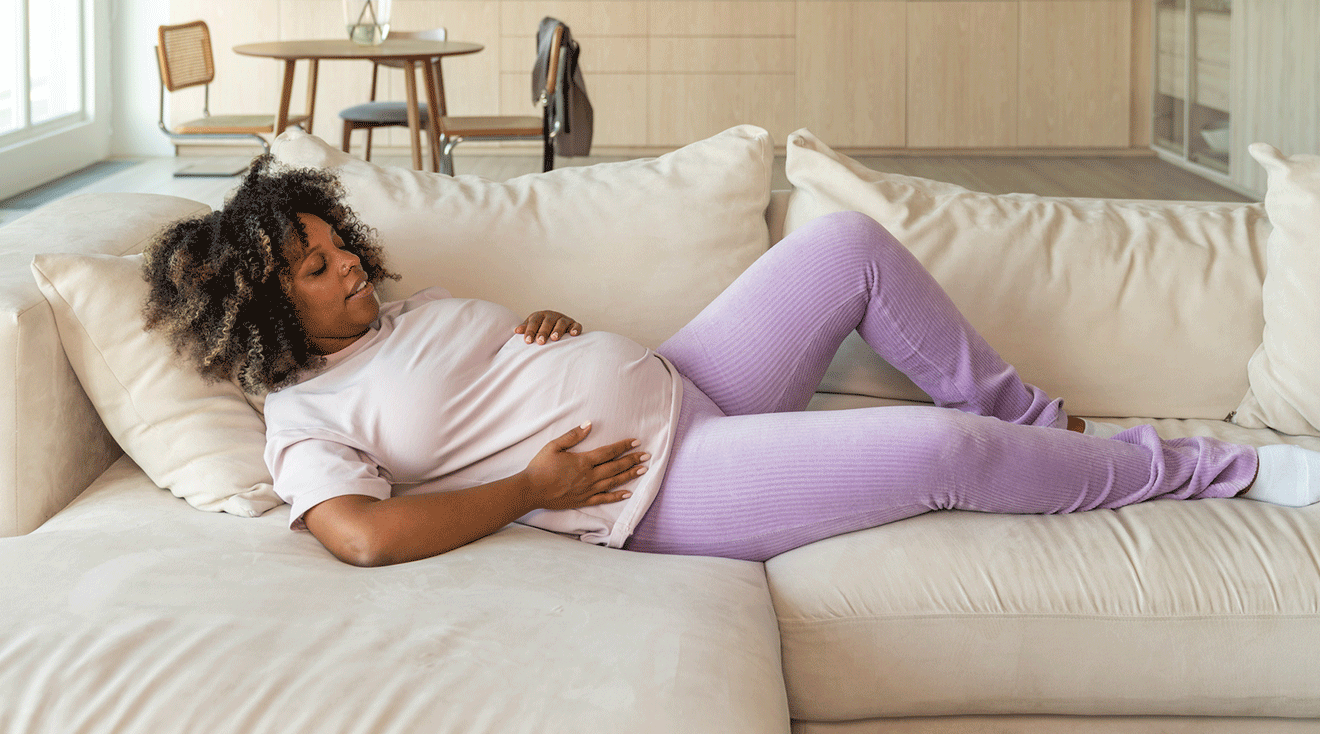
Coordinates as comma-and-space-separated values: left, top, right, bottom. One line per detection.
31, 252, 280, 517
1232, 143, 1320, 436
271, 125, 774, 349
783, 128, 1269, 420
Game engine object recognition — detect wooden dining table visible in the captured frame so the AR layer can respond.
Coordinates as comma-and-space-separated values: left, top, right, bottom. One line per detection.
233, 38, 484, 170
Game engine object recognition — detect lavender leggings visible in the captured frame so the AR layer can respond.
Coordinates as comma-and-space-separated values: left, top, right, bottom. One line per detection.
625, 211, 1257, 562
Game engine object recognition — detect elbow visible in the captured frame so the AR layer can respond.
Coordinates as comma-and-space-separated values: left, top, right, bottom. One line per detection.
305, 496, 404, 567
335, 531, 399, 568
315, 517, 399, 567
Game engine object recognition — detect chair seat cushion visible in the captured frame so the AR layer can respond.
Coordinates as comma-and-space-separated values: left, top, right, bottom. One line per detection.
440, 115, 542, 138
176, 114, 279, 134
339, 101, 428, 124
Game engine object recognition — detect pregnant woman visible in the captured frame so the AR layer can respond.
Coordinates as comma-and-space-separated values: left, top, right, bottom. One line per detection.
142, 157, 1320, 567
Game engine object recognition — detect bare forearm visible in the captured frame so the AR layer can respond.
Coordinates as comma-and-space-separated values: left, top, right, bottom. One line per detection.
306, 475, 537, 567
303, 423, 648, 566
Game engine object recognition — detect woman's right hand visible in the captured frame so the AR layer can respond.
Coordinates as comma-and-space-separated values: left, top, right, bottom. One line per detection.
522, 422, 649, 510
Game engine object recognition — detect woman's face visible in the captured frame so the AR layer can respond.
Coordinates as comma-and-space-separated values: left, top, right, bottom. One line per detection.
284, 213, 379, 354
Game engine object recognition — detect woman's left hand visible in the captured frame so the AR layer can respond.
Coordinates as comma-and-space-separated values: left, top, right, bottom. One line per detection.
515, 310, 583, 344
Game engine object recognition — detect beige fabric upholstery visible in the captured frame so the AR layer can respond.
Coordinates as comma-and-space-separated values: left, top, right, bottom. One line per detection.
31, 253, 280, 517
0, 457, 791, 733
792, 716, 1320, 733
1234, 143, 1320, 436
0, 193, 208, 536
774, 395, 1320, 721
271, 125, 774, 350
783, 129, 1270, 420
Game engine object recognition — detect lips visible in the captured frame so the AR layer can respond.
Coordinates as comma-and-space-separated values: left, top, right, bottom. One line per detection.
347, 278, 373, 300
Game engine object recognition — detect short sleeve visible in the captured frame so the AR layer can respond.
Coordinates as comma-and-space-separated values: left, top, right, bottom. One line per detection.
268, 437, 392, 530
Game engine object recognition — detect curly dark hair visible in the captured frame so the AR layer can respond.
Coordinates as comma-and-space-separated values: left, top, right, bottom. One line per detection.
142, 154, 397, 394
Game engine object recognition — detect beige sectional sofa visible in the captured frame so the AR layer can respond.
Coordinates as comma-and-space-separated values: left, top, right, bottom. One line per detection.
1, 125, 1317, 733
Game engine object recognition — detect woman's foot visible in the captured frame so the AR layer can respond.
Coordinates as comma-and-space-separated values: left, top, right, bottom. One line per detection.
1241, 444, 1320, 507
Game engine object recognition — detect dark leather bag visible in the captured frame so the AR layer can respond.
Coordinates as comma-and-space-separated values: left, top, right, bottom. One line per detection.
531, 17, 593, 157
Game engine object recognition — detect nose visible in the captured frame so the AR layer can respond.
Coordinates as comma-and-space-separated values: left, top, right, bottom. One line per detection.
340, 252, 360, 275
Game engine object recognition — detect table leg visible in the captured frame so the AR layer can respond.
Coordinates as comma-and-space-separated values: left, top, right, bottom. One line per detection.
433, 57, 448, 117
403, 60, 423, 170
421, 58, 443, 172
304, 59, 319, 135
276, 59, 296, 135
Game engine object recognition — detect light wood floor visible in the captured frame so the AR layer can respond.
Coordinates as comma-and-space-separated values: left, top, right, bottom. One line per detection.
0, 147, 1252, 228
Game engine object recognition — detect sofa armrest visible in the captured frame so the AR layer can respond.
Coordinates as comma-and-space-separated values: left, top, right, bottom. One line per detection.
0, 193, 210, 536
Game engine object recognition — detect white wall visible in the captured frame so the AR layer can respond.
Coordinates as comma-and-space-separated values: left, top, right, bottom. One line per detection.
109, 0, 172, 156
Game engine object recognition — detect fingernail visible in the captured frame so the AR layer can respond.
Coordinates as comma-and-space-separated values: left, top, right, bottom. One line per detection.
621, 492, 633, 499
525, 336, 533, 343
636, 467, 647, 475
570, 330, 578, 335
638, 453, 651, 461
537, 336, 546, 344
630, 439, 640, 447
551, 333, 559, 340
580, 421, 591, 429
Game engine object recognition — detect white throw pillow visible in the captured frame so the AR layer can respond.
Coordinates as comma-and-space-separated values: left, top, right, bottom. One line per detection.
271, 125, 774, 349
1232, 144, 1320, 436
30, 253, 280, 517
784, 128, 1269, 420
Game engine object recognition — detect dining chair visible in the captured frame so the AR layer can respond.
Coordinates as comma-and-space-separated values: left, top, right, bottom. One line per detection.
155, 20, 309, 176
435, 20, 584, 176
338, 28, 448, 163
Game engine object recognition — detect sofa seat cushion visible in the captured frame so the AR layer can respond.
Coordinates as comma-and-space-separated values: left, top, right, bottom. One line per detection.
773, 397, 1320, 721
2, 457, 790, 733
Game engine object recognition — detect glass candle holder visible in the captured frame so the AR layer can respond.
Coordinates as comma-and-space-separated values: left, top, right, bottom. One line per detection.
343, 0, 392, 45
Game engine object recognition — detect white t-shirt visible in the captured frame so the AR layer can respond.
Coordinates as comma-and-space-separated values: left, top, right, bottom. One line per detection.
264, 287, 683, 547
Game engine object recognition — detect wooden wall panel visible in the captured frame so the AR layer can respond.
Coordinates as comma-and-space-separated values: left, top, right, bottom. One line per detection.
648, 74, 794, 147
649, 1, 795, 36
907, 1, 1018, 148
649, 38, 794, 74
499, 1, 648, 145
501, 35, 647, 75
1130, 0, 1152, 148
172, 0, 1156, 154
1018, 0, 1131, 148
1233, 0, 1320, 194
795, 1, 905, 148
501, 1, 649, 37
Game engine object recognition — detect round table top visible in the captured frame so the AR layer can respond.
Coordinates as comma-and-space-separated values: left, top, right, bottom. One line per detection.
233, 38, 483, 60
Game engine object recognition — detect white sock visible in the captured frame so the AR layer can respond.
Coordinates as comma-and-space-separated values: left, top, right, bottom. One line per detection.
1242, 444, 1320, 507
1082, 419, 1126, 439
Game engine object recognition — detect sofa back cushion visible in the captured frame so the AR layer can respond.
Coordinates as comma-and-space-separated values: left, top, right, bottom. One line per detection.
784, 129, 1269, 420
272, 125, 775, 350
1232, 143, 1320, 436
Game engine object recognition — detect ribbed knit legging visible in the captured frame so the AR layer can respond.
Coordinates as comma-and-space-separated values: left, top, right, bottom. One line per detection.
625, 211, 1257, 562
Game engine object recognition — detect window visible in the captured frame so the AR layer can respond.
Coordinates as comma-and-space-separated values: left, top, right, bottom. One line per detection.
0, 0, 107, 202
0, 0, 84, 141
